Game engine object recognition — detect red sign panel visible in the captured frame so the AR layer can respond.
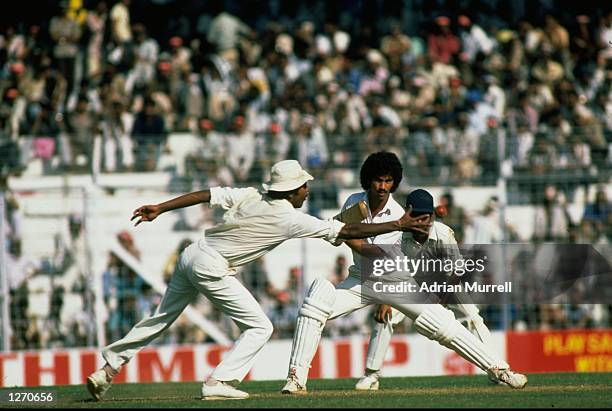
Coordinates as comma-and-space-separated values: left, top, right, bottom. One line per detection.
507, 329, 612, 373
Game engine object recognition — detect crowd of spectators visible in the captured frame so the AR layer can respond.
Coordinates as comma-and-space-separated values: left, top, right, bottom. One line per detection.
0, 0, 610, 188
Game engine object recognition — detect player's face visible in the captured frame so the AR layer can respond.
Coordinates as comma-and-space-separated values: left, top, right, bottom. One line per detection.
369, 174, 394, 201
290, 183, 309, 208
412, 212, 434, 243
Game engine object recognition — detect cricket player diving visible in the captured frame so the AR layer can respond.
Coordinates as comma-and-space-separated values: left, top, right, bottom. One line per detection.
281, 153, 527, 394
86, 159, 431, 401
355, 188, 517, 391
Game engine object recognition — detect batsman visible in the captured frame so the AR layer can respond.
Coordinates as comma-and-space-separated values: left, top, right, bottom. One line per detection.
355, 189, 510, 391
282, 152, 527, 394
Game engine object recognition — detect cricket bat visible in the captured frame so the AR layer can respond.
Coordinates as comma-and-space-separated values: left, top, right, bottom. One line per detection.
333, 200, 369, 223
457, 303, 495, 349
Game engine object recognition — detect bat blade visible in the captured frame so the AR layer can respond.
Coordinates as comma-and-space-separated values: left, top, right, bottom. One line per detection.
333, 200, 368, 223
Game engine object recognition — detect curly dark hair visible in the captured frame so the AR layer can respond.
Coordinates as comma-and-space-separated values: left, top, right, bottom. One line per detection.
360, 151, 403, 192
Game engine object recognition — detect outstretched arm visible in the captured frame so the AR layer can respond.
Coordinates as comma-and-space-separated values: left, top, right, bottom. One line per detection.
131, 190, 211, 226
338, 207, 431, 239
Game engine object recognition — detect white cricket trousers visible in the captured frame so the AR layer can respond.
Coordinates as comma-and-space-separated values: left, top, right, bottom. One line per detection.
102, 242, 273, 383
289, 275, 508, 386
329, 276, 425, 320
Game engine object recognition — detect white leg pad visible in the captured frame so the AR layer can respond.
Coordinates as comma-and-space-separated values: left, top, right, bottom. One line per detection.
287, 278, 336, 385
365, 308, 406, 371
298, 278, 336, 321
414, 305, 508, 371
365, 322, 393, 372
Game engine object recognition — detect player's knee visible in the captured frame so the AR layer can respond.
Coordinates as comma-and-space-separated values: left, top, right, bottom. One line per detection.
250, 316, 274, 341
414, 305, 462, 346
298, 278, 336, 323
261, 318, 274, 340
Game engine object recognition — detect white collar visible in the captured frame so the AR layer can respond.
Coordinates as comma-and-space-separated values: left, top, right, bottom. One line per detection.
365, 192, 395, 219
264, 193, 297, 210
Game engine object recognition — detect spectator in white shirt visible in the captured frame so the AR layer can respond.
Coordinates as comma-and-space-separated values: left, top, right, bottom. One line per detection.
207, 8, 253, 68
483, 75, 506, 120
110, 0, 132, 44
464, 197, 503, 244
226, 115, 255, 183
533, 185, 571, 242
125, 24, 159, 96
297, 115, 328, 177
457, 15, 495, 63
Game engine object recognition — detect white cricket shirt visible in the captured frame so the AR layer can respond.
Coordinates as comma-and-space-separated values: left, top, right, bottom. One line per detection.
202, 187, 345, 267
342, 191, 405, 278
400, 221, 464, 280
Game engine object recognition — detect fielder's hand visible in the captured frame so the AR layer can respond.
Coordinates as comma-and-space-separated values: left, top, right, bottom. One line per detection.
374, 304, 393, 324
397, 206, 431, 234
131, 204, 162, 226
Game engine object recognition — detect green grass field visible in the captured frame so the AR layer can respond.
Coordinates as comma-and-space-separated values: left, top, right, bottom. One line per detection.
2, 373, 610, 408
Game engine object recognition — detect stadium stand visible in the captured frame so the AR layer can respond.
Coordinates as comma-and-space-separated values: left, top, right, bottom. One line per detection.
0, 0, 610, 350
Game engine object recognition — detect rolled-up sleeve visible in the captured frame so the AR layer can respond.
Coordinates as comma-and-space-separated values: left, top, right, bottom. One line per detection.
209, 187, 259, 210
289, 213, 346, 246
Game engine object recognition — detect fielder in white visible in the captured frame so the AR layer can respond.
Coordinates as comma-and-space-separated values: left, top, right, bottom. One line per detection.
281, 157, 527, 394
355, 190, 502, 391
86, 159, 431, 401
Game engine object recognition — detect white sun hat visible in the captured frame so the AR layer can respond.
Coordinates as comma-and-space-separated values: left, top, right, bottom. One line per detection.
262, 160, 314, 192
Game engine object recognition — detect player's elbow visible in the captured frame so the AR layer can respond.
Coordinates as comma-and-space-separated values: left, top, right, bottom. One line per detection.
345, 240, 363, 254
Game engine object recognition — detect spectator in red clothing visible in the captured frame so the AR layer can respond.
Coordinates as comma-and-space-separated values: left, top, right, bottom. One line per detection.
428, 16, 461, 64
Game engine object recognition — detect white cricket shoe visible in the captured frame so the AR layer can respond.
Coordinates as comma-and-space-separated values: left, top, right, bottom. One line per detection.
201, 381, 249, 400
87, 369, 112, 401
281, 371, 307, 395
355, 373, 380, 391
487, 367, 528, 389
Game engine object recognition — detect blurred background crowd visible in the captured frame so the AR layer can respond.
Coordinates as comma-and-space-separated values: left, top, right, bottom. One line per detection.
1, 0, 610, 184
1, 0, 611, 350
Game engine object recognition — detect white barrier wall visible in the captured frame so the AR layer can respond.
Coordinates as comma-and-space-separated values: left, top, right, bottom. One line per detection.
5, 328, 612, 387
0, 333, 503, 387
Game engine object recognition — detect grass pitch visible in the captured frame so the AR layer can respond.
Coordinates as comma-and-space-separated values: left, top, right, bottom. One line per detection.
2, 373, 610, 408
